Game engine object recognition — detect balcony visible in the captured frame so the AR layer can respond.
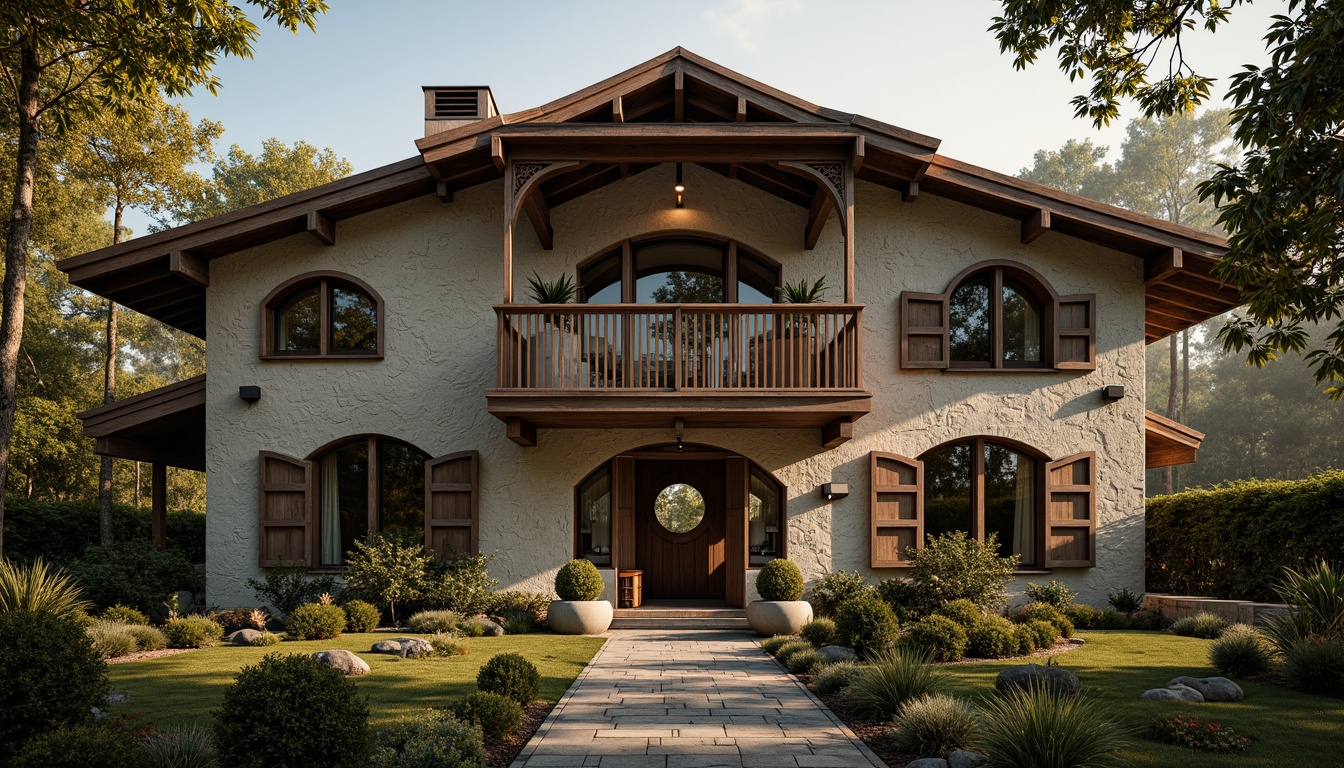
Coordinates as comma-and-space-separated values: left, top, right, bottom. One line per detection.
487, 304, 872, 447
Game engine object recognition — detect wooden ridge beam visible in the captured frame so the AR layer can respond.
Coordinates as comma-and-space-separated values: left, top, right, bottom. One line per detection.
1145, 248, 1183, 284
306, 211, 335, 246
1021, 208, 1051, 244
168, 251, 208, 287
612, 95, 624, 123
735, 95, 747, 122
673, 69, 685, 122
804, 187, 833, 250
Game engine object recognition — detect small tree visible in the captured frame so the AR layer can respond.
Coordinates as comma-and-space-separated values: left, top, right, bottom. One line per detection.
907, 531, 1019, 610
341, 533, 432, 625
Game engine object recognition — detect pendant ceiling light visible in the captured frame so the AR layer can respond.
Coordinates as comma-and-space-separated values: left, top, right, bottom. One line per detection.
674, 162, 685, 208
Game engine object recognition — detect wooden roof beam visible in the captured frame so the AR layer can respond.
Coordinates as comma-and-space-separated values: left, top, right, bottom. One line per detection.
674, 69, 685, 122
736, 95, 747, 122
1145, 248, 1183, 284
521, 189, 554, 250
1021, 208, 1050, 244
306, 211, 335, 246
902, 180, 919, 202
612, 95, 624, 123
436, 182, 453, 203
803, 187, 834, 250
168, 251, 208, 288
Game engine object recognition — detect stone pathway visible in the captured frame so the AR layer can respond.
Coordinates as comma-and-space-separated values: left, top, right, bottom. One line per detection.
511, 630, 887, 768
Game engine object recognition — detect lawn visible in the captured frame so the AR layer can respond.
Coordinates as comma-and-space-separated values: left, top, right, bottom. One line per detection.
939, 630, 1344, 768
107, 632, 606, 729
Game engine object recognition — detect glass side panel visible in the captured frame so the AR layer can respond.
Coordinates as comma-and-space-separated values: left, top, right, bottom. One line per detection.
578, 465, 613, 566
738, 251, 779, 304
748, 467, 782, 566
276, 285, 321, 353
949, 275, 991, 362
923, 442, 974, 543
319, 441, 369, 566
580, 251, 622, 304
379, 439, 429, 538
635, 240, 725, 303
1002, 278, 1044, 364
983, 443, 1038, 565
331, 286, 378, 352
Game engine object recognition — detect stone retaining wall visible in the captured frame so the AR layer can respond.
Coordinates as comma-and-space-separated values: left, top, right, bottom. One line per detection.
1143, 593, 1289, 625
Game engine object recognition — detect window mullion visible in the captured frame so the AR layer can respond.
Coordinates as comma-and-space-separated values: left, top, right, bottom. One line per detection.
367, 436, 379, 535
990, 269, 1003, 368
319, 278, 331, 356
621, 240, 634, 304
973, 438, 985, 542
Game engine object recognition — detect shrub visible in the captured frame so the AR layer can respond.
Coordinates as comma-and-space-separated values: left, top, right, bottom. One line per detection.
249, 631, 282, 646
428, 632, 469, 657
760, 635, 794, 655
1129, 608, 1166, 630
973, 686, 1127, 768
0, 557, 92, 619
88, 619, 140, 659
1020, 619, 1060, 651
422, 553, 499, 616
811, 570, 872, 618
554, 559, 605, 601
903, 615, 968, 662
285, 603, 346, 640
1096, 608, 1133, 629
164, 616, 223, 648
210, 607, 265, 634
908, 531, 1018, 610
127, 622, 167, 650
1106, 586, 1144, 614
407, 609, 460, 634
755, 559, 804, 601
101, 604, 148, 625
459, 621, 486, 638
1283, 639, 1344, 696
935, 598, 983, 628
12, 722, 140, 768
369, 710, 485, 768
139, 724, 218, 768
895, 693, 977, 759
1170, 611, 1229, 639
786, 647, 828, 675
477, 652, 540, 704
800, 618, 837, 647
214, 653, 369, 768
486, 591, 550, 626
1063, 603, 1098, 630
246, 564, 338, 616
846, 649, 945, 719
0, 610, 109, 762
1149, 713, 1252, 752
68, 541, 199, 615
1012, 623, 1039, 655
3, 498, 205, 566
1261, 560, 1344, 656
449, 692, 522, 741
835, 593, 901, 660
810, 660, 860, 694
1026, 580, 1076, 611
774, 638, 815, 665
343, 532, 437, 624
1011, 602, 1075, 638
503, 615, 532, 634
1209, 626, 1272, 677
1146, 472, 1344, 603
343, 599, 381, 632
876, 577, 925, 623
967, 615, 1019, 659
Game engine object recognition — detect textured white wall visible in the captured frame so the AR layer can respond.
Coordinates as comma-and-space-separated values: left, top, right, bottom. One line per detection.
205, 163, 1146, 609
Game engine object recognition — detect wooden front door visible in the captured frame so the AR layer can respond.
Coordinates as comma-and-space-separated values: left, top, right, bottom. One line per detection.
634, 459, 726, 600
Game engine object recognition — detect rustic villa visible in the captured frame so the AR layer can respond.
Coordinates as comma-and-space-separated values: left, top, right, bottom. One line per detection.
61, 49, 1229, 612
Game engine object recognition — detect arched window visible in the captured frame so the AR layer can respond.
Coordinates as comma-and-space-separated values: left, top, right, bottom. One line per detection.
920, 437, 1041, 566
578, 234, 780, 304
261, 272, 383, 359
901, 261, 1094, 371
315, 436, 430, 566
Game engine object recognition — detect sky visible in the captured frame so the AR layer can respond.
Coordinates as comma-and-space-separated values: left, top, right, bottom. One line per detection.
133, 0, 1283, 232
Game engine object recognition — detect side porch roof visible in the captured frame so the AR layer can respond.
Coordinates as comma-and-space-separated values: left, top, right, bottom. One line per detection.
1145, 410, 1206, 469
77, 375, 206, 472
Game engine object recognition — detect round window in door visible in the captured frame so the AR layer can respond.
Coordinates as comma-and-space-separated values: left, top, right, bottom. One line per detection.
654, 483, 705, 533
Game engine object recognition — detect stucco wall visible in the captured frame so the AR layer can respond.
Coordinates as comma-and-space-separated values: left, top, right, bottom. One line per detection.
204, 162, 1145, 609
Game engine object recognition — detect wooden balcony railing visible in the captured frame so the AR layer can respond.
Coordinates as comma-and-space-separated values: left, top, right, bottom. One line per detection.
496, 304, 864, 391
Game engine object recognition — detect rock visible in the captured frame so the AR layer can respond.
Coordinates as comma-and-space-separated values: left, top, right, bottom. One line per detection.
995, 663, 1081, 697
311, 649, 370, 676
948, 751, 988, 768
1142, 684, 1204, 703
464, 617, 504, 636
105, 693, 130, 706
371, 639, 402, 654
226, 629, 263, 645
906, 759, 949, 768
370, 637, 433, 657
817, 645, 857, 663
1167, 676, 1243, 702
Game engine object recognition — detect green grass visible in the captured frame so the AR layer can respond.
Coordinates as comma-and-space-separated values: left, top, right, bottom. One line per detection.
940, 630, 1343, 768
107, 632, 605, 729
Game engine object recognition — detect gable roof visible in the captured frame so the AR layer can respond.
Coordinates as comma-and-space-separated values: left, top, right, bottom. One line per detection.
57, 47, 1239, 342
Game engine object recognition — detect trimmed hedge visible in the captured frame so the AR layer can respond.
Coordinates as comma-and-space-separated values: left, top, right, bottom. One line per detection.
2, 497, 205, 565
1147, 471, 1344, 602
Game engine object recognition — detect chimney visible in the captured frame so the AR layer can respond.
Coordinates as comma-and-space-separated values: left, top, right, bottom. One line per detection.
422, 86, 498, 136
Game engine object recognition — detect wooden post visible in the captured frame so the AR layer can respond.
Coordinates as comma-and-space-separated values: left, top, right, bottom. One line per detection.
151, 463, 167, 551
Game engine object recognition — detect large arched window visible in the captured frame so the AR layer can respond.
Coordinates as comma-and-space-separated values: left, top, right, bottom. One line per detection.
919, 437, 1042, 566
315, 436, 430, 566
261, 272, 383, 359
578, 234, 780, 304
900, 260, 1095, 371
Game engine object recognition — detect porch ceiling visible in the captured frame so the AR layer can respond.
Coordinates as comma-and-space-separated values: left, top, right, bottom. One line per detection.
77, 375, 206, 472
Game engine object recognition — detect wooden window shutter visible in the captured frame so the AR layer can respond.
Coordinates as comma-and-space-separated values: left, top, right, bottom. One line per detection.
425, 451, 479, 560
1055, 294, 1096, 370
899, 291, 949, 369
870, 452, 923, 567
258, 451, 313, 567
1044, 452, 1096, 567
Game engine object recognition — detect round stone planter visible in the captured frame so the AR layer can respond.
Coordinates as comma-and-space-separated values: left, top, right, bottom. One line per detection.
746, 600, 813, 637
548, 600, 614, 635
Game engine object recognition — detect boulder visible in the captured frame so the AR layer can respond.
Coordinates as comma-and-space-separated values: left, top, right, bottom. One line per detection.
948, 751, 988, 768
817, 645, 857, 663
995, 663, 1080, 697
226, 628, 263, 646
369, 637, 433, 657
1142, 684, 1204, 703
105, 693, 130, 706
312, 649, 370, 676
464, 617, 505, 637
906, 759, 949, 768
1167, 676, 1243, 702
371, 639, 403, 654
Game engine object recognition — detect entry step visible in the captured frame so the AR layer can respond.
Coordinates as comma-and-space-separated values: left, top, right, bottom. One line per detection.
610, 606, 750, 630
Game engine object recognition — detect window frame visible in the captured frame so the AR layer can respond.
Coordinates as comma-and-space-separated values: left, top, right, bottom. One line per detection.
308, 434, 430, 569
260, 271, 384, 360
949, 264, 1053, 370
577, 232, 782, 304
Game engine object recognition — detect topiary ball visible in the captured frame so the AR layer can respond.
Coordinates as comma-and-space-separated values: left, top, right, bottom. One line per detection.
903, 614, 969, 662
554, 560, 605, 601
342, 600, 381, 633
449, 691, 523, 742
756, 559, 805, 602
477, 652, 541, 705
284, 603, 346, 641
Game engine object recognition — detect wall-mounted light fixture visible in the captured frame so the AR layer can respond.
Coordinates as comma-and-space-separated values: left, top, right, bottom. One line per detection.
820, 483, 849, 501
1101, 384, 1126, 401
674, 162, 685, 208
239, 385, 261, 404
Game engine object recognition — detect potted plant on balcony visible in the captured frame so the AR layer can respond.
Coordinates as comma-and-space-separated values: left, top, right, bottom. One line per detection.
548, 559, 613, 635
765, 277, 827, 387
746, 558, 813, 636
526, 271, 583, 388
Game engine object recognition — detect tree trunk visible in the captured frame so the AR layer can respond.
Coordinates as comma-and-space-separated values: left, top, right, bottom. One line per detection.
135, 461, 141, 507
0, 45, 42, 560
1166, 335, 1177, 494
97, 202, 124, 544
